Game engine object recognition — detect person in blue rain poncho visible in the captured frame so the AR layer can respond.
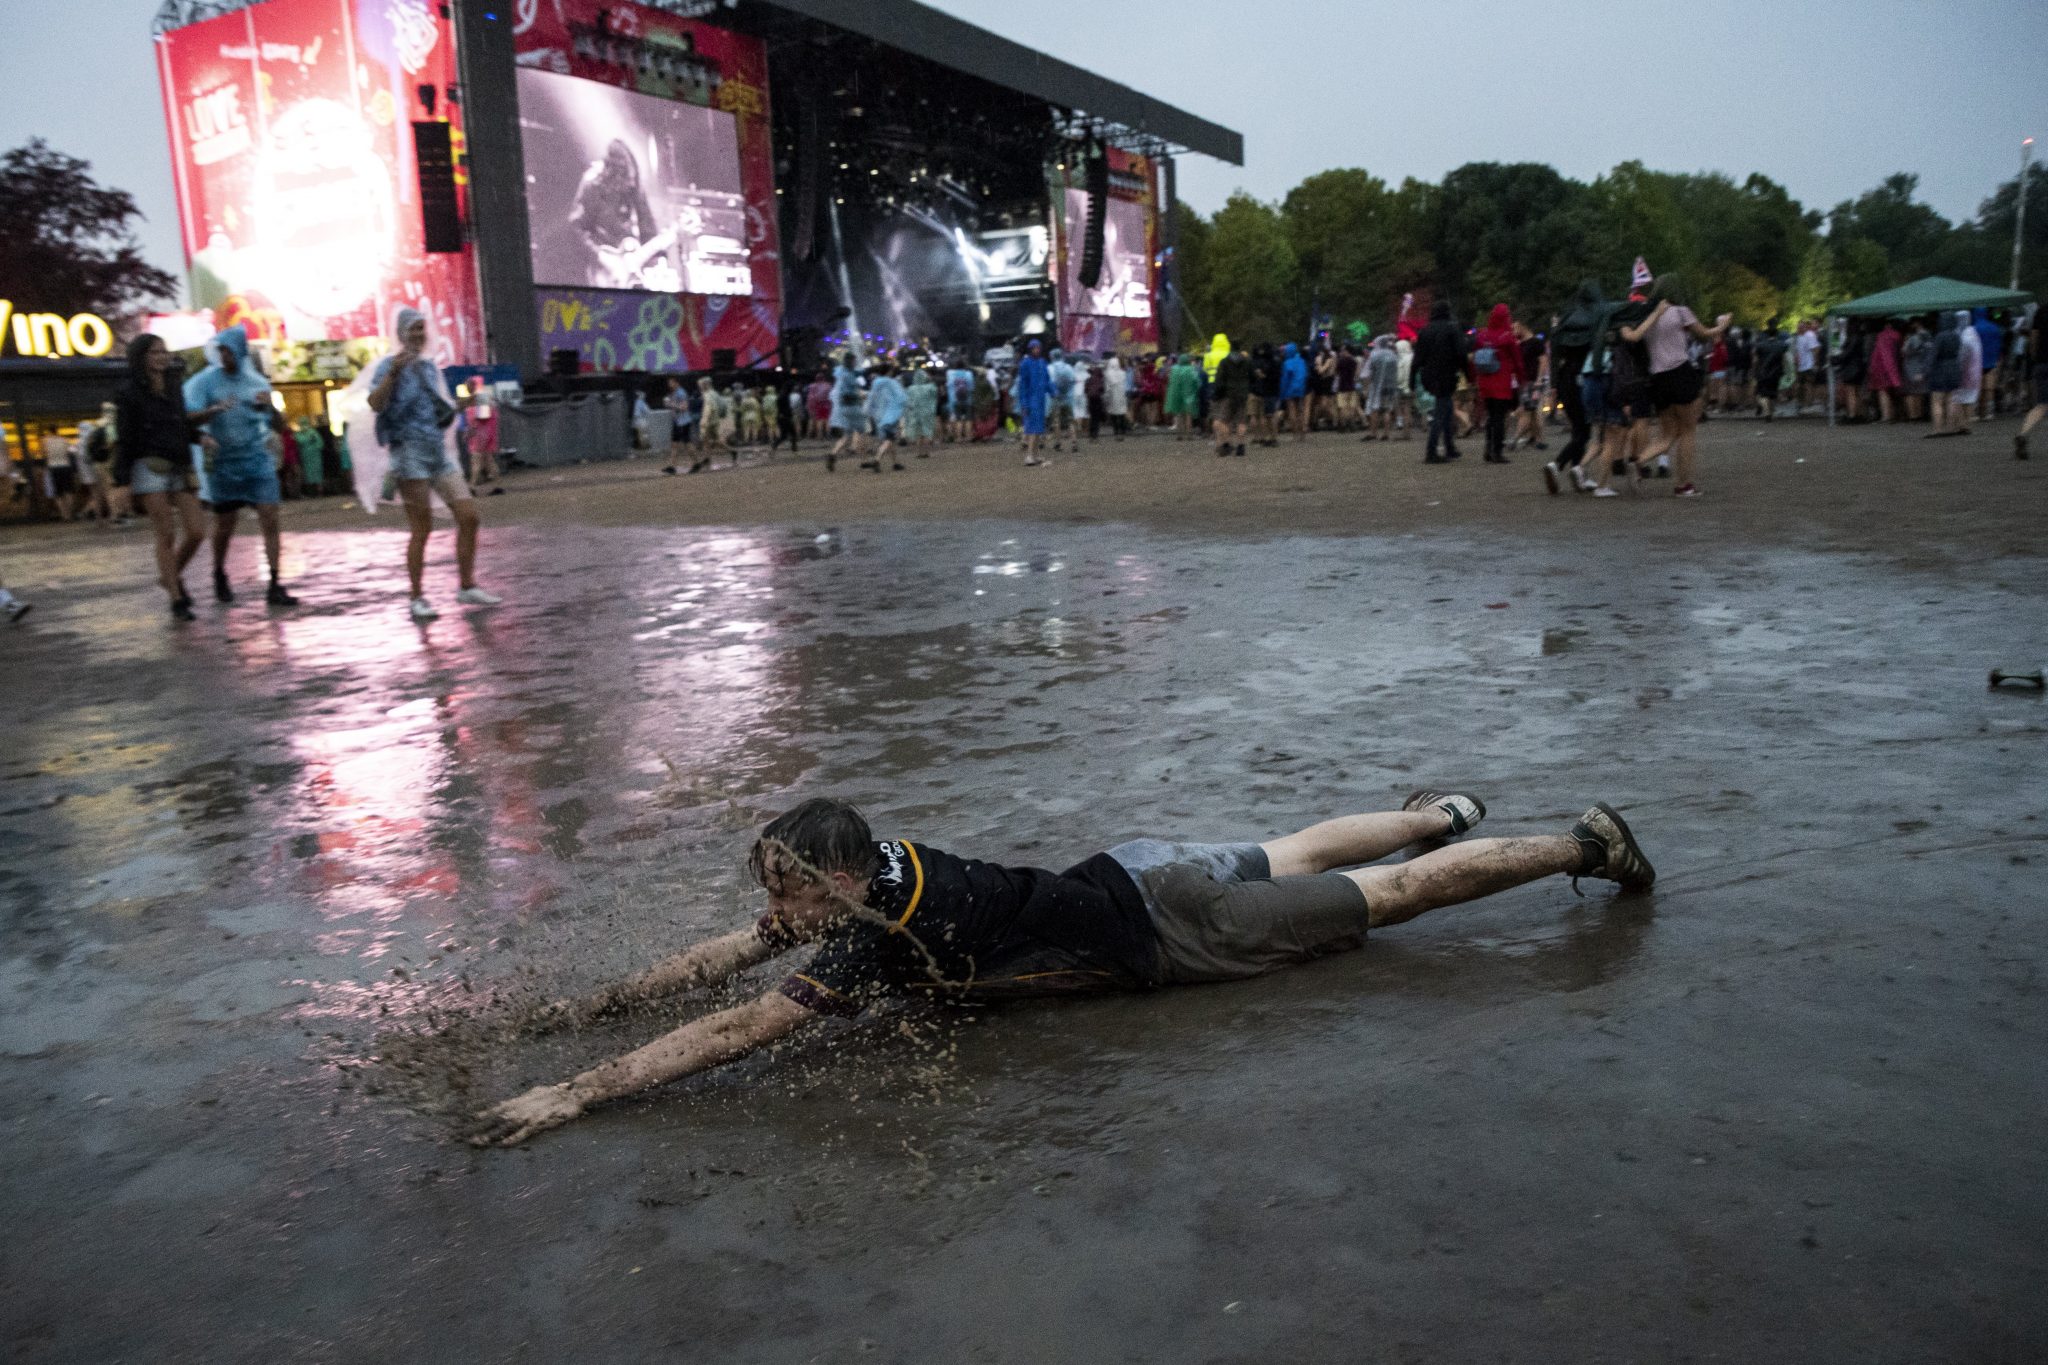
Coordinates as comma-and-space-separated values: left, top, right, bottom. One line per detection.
1014, 340, 1052, 467
860, 361, 908, 473
826, 353, 867, 471
1279, 341, 1310, 442
183, 324, 298, 607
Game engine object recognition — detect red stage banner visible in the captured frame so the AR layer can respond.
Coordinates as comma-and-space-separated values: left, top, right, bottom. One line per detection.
513, 0, 782, 371
155, 0, 484, 365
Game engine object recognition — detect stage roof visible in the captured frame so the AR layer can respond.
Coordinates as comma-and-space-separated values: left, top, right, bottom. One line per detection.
694, 0, 1246, 165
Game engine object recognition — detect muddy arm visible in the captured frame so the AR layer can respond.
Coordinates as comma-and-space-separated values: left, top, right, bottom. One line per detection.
533, 927, 781, 1029
471, 991, 815, 1146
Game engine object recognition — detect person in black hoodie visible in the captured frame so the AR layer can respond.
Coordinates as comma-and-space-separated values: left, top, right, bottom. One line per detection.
1542, 281, 1602, 492
112, 333, 212, 621
1412, 300, 1468, 463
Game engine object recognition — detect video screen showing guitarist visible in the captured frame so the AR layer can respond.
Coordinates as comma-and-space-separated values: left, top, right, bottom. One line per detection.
569, 142, 677, 291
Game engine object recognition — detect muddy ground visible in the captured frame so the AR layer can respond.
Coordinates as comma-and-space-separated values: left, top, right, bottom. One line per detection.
2, 417, 2044, 1363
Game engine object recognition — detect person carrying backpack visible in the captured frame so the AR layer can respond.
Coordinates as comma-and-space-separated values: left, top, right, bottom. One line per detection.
1469, 304, 1525, 463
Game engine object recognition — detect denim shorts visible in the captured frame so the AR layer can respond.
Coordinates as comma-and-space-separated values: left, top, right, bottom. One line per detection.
1580, 373, 1626, 427
1106, 838, 1369, 984
390, 434, 456, 482
129, 458, 194, 496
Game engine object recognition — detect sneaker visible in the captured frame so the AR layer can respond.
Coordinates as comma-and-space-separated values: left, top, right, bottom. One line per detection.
1235, 444, 1247, 458
1654, 459, 1672, 478
455, 586, 502, 607
1542, 462, 1562, 495
213, 571, 234, 603
409, 596, 438, 622
265, 581, 299, 607
1674, 484, 1700, 498
1592, 485, 1620, 498
1568, 803, 1655, 891
662, 465, 679, 476
169, 595, 194, 622
891, 462, 906, 472
7, 599, 33, 624
1402, 789, 1487, 836
859, 459, 881, 472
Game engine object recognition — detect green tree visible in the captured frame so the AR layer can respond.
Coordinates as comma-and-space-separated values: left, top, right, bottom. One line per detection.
0, 139, 176, 317
1825, 174, 1953, 288
1182, 192, 1299, 344
1280, 169, 1431, 333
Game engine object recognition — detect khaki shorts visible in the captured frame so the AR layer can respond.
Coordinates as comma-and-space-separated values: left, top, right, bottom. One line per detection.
1105, 839, 1369, 984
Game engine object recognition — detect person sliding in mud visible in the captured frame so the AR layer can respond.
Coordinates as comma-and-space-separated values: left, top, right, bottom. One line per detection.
470, 792, 1655, 1146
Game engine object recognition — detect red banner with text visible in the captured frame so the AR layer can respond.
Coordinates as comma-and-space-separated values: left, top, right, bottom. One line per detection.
155, 0, 484, 366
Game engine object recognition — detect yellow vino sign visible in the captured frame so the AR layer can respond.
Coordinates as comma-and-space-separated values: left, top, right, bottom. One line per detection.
0, 300, 116, 359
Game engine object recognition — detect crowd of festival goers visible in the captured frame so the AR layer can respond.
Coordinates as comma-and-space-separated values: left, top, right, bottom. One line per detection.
637, 259, 2041, 498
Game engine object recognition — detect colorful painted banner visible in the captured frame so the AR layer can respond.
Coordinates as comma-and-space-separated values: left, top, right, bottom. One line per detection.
154, 0, 484, 364
514, 0, 781, 371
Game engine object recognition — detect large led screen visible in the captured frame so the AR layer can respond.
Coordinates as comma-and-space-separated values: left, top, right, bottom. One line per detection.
517, 66, 749, 296
1060, 188, 1152, 320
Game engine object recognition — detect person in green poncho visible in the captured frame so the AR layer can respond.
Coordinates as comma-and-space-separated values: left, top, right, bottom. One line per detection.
294, 417, 326, 497
1165, 353, 1201, 441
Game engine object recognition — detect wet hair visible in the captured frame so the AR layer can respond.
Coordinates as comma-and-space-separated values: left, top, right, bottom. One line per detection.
750, 798, 878, 887
126, 331, 164, 378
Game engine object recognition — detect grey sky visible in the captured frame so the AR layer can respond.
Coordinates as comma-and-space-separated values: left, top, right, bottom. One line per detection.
3, 0, 2042, 287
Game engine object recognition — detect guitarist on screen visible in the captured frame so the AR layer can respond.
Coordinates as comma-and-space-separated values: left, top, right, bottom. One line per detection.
570, 140, 671, 289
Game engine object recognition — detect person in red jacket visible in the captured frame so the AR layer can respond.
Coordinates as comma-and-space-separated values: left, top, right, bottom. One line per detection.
1470, 303, 1526, 463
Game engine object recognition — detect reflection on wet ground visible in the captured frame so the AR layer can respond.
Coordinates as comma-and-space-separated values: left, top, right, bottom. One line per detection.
3, 520, 2044, 1362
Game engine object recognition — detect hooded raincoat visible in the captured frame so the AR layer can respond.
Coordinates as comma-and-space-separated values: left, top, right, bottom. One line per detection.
1203, 334, 1231, 380
1278, 343, 1308, 401
339, 307, 460, 514
185, 324, 281, 506
1014, 344, 1051, 434
1470, 304, 1524, 402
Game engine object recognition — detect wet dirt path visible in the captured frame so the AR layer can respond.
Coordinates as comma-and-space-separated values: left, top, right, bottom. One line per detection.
3, 464, 2045, 1361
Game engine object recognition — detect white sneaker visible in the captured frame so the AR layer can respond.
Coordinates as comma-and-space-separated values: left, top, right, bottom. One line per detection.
1592, 486, 1620, 498
410, 596, 439, 621
455, 586, 502, 607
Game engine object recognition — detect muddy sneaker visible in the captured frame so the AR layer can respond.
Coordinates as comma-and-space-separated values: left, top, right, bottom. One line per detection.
1402, 789, 1486, 836
1568, 803, 1655, 891
409, 596, 438, 622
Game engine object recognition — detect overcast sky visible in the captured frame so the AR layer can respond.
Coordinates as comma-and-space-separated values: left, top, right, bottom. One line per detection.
3, 0, 2042, 284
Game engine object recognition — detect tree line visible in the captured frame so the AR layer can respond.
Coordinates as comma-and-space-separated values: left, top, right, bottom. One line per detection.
1169, 159, 2048, 342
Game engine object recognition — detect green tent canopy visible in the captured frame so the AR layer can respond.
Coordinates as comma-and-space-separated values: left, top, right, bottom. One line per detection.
1827, 275, 2034, 318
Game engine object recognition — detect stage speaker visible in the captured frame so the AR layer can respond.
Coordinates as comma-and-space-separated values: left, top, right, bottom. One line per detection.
1078, 146, 1110, 290
791, 93, 821, 263
711, 348, 738, 371
548, 348, 581, 376
413, 121, 463, 253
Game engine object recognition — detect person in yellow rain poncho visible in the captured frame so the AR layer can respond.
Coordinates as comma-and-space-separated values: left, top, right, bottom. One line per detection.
1203, 333, 1232, 381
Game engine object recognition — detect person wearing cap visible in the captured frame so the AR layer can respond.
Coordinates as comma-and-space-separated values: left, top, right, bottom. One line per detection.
366, 308, 502, 621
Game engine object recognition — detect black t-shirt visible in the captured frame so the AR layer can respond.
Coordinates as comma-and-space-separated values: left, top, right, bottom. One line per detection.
1519, 336, 1545, 380
761, 841, 1157, 1017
